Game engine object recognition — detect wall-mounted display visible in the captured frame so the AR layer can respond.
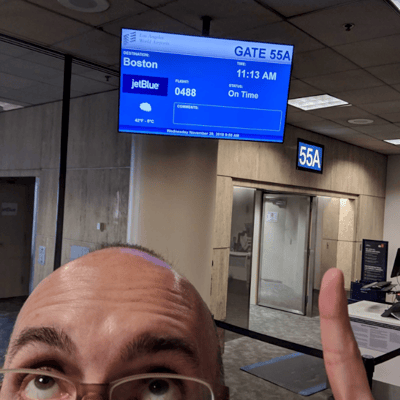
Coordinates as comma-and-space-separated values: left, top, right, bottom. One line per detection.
119, 29, 294, 143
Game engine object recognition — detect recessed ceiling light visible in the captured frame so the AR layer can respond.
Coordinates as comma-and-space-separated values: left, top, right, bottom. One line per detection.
288, 95, 349, 111
348, 119, 374, 125
384, 139, 400, 145
389, 0, 400, 11
57, 0, 109, 13
0, 101, 24, 111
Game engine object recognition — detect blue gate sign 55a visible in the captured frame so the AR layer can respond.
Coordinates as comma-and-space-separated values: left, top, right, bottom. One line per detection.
296, 139, 324, 173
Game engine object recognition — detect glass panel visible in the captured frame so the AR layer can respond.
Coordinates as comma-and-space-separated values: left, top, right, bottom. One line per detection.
258, 194, 310, 315
0, 40, 64, 112
226, 187, 255, 341
70, 62, 119, 100
111, 375, 213, 400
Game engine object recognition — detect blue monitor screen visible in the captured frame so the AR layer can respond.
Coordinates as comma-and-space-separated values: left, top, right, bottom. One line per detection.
119, 29, 294, 143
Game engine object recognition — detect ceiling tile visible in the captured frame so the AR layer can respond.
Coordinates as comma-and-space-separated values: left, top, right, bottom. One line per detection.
346, 138, 399, 154
135, 0, 177, 7
291, 48, 358, 79
352, 123, 400, 135
103, 9, 200, 37
358, 100, 400, 115
290, 0, 400, 47
28, 0, 149, 27
379, 111, 400, 123
334, 114, 389, 127
256, 0, 354, 18
232, 21, 324, 53
292, 119, 361, 135
334, 34, 400, 68
354, 127, 400, 140
288, 79, 324, 98
331, 85, 400, 105
307, 105, 378, 120
366, 63, 400, 85
286, 110, 324, 123
302, 69, 383, 92
158, 0, 281, 36
0, 1, 91, 46
54, 29, 121, 66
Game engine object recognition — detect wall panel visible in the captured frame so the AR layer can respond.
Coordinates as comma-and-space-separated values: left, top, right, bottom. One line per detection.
213, 176, 233, 249
356, 195, 385, 242
210, 248, 230, 320
67, 91, 131, 169
218, 125, 386, 197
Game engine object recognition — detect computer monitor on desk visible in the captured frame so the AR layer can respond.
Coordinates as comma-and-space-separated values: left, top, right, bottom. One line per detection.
381, 248, 400, 318
391, 248, 400, 278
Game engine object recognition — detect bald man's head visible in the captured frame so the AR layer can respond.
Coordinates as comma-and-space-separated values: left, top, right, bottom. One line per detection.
5, 245, 225, 399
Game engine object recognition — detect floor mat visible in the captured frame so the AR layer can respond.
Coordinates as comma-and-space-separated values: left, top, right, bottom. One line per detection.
241, 352, 327, 396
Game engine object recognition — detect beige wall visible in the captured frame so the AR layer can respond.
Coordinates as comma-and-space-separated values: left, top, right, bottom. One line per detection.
129, 134, 218, 305
0, 91, 388, 319
0, 91, 131, 290
0, 90, 217, 307
211, 125, 387, 319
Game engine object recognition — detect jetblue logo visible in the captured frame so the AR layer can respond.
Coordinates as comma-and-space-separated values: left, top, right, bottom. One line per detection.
123, 74, 168, 96
296, 139, 324, 174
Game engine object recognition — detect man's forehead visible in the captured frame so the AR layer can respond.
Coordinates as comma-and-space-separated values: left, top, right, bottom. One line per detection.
62, 247, 177, 279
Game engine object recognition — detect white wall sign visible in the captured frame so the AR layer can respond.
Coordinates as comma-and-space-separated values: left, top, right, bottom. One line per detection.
38, 246, 46, 265
70, 245, 90, 261
266, 211, 278, 222
1, 202, 18, 216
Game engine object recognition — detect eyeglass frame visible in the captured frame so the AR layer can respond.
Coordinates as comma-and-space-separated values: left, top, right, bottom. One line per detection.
0, 368, 216, 400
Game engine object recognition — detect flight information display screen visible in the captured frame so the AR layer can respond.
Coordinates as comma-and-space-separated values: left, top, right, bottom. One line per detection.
119, 29, 294, 142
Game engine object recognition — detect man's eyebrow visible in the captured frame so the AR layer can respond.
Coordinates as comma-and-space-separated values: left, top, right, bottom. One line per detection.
120, 333, 200, 368
7, 327, 77, 364
7, 327, 200, 369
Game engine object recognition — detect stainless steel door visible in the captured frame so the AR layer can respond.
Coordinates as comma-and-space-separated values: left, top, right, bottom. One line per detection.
258, 193, 311, 315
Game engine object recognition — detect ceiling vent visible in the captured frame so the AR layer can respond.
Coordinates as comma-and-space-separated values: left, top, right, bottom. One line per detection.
57, 0, 110, 13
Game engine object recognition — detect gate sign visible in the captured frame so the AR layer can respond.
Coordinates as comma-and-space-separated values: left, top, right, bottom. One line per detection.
296, 139, 324, 173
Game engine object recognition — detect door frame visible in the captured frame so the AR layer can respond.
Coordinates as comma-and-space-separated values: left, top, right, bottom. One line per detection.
255, 191, 313, 316
30, 177, 40, 294
0, 176, 39, 296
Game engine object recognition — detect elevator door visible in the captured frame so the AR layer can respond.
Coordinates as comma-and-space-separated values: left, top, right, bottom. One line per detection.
258, 194, 311, 315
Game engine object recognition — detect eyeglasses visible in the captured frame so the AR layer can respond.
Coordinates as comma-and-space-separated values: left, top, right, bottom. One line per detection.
0, 369, 214, 400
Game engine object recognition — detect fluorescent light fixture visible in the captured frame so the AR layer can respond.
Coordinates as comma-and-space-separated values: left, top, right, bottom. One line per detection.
389, 0, 400, 10
288, 95, 349, 110
0, 101, 24, 111
384, 139, 400, 145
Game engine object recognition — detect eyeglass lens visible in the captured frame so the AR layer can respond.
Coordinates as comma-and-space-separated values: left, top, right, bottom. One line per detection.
0, 372, 213, 400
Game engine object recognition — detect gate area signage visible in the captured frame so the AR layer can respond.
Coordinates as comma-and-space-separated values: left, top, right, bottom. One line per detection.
296, 139, 324, 173
361, 239, 388, 282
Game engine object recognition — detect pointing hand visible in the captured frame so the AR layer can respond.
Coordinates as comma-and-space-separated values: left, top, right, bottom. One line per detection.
319, 268, 374, 400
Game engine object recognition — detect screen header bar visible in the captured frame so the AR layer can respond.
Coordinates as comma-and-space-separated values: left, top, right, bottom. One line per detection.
121, 29, 293, 65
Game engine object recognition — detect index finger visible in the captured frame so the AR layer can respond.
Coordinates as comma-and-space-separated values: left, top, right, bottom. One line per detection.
319, 268, 374, 400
